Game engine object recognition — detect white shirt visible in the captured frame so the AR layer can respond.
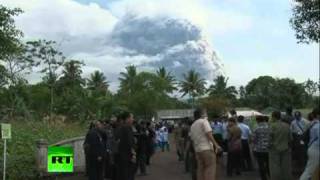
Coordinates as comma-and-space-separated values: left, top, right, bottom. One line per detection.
238, 122, 251, 140
190, 118, 213, 152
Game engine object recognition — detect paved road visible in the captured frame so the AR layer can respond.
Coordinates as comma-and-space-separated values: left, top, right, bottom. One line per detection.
55, 149, 259, 180
137, 150, 258, 180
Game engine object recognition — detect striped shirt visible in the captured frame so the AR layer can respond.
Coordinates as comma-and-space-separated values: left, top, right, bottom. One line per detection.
252, 122, 270, 152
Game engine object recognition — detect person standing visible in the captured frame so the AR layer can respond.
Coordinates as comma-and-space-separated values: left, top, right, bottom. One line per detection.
252, 116, 271, 180
221, 117, 229, 152
300, 108, 320, 180
283, 106, 294, 125
237, 115, 253, 171
291, 111, 310, 174
269, 111, 292, 180
159, 127, 169, 152
118, 112, 136, 180
146, 122, 155, 165
135, 122, 148, 176
227, 118, 242, 177
174, 122, 184, 161
83, 122, 95, 176
190, 108, 221, 180
211, 118, 224, 148
155, 127, 161, 151
84, 121, 106, 180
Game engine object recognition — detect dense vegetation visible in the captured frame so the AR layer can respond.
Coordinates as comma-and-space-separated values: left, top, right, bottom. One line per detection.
290, 0, 320, 43
0, 120, 87, 179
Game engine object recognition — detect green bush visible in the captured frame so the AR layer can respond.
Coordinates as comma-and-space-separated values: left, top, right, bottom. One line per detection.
0, 120, 87, 180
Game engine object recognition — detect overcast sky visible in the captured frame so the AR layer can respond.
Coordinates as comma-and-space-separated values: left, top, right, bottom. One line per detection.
1, 0, 319, 91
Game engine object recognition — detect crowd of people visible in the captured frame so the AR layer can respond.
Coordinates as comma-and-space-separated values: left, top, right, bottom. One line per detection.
83, 111, 173, 180
174, 107, 320, 180
82, 107, 319, 180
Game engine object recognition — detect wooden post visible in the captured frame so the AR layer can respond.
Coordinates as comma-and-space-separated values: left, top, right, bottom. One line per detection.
36, 139, 48, 177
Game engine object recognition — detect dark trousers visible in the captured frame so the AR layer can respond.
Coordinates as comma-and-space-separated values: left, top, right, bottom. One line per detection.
223, 140, 228, 152
85, 153, 89, 176
136, 154, 146, 174
292, 144, 307, 174
227, 151, 242, 176
146, 154, 151, 165
185, 148, 191, 172
161, 142, 170, 152
112, 154, 119, 180
104, 153, 112, 179
190, 151, 197, 180
117, 158, 135, 180
214, 134, 223, 157
88, 158, 104, 180
146, 146, 154, 165
254, 151, 270, 180
241, 140, 253, 170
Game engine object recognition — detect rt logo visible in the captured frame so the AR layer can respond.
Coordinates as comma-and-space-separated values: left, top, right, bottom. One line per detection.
48, 146, 74, 173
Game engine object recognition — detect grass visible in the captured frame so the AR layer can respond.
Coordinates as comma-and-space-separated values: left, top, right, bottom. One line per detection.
0, 120, 87, 180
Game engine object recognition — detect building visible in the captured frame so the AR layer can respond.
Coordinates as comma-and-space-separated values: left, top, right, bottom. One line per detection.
156, 109, 194, 122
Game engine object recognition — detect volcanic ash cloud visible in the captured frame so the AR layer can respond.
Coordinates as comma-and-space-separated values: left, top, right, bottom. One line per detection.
107, 14, 224, 80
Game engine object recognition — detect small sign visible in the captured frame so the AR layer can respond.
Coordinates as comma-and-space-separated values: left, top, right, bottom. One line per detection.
1, 124, 11, 139
47, 146, 74, 173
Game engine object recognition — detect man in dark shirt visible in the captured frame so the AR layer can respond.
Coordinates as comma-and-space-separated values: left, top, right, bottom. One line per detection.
84, 120, 106, 180
282, 106, 294, 125
146, 122, 155, 165
135, 122, 148, 175
118, 111, 136, 180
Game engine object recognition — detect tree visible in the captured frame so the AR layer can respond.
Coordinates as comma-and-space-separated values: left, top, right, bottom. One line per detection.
155, 67, 176, 94
200, 96, 229, 117
273, 78, 307, 109
5, 44, 35, 86
238, 85, 247, 106
290, 0, 320, 43
245, 76, 307, 110
55, 60, 86, 120
304, 79, 318, 96
0, 5, 23, 60
87, 70, 109, 95
207, 75, 237, 100
0, 64, 8, 87
59, 60, 85, 88
26, 83, 50, 114
3, 43, 35, 117
303, 79, 319, 107
27, 40, 65, 120
119, 65, 138, 95
245, 76, 277, 110
179, 70, 206, 108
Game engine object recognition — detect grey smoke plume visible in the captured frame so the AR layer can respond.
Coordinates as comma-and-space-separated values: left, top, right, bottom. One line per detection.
107, 14, 224, 81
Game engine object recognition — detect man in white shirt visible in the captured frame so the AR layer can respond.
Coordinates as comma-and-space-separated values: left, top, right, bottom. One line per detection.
291, 111, 310, 172
291, 111, 309, 135
190, 108, 221, 180
237, 115, 253, 171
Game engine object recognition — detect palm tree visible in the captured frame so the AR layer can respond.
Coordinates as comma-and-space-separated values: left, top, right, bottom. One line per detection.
60, 60, 85, 87
207, 75, 237, 100
180, 70, 206, 108
119, 65, 137, 94
155, 67, 176, 93
87, 70, 109, 93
